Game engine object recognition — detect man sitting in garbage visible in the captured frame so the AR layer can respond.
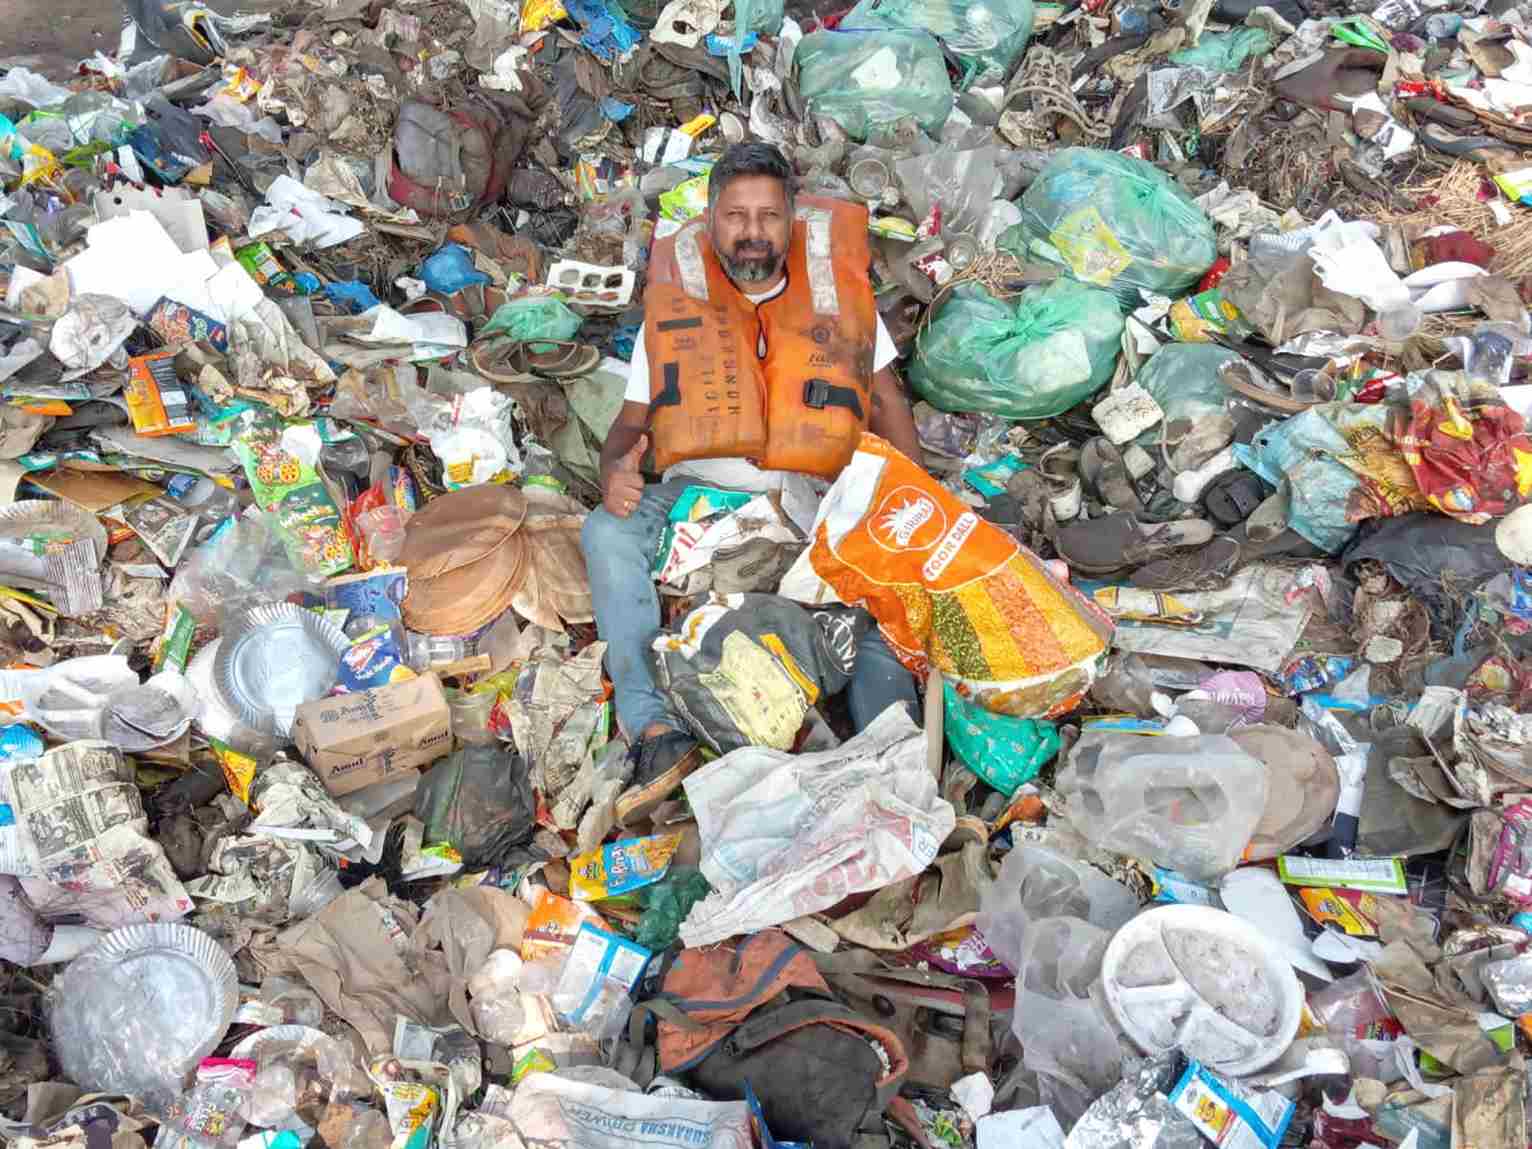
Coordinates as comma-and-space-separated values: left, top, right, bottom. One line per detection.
582, 140, 925, 824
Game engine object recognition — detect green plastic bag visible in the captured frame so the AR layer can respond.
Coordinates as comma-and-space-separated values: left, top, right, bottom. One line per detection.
1132, 343, 1239, 444
479, 296, 583, 350
794, 29, 954, 141
944, 682, 1059, 796
1005, 147, 1217, 305
1168, 27, 1273, 71
843, 0, 1034, 86
909, 279, 1125, 419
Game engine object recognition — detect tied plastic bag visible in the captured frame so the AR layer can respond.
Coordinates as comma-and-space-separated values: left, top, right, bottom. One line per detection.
1006, 148, 1217, 304
809, 434, 1112, 716
843, 0, 1034, 84
1056, 731, 1269, 880
794, 29, 954, 141
909, 280, 1125, 420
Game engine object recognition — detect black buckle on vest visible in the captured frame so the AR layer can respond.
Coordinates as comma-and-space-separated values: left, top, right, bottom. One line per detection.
803, 378, 865, 420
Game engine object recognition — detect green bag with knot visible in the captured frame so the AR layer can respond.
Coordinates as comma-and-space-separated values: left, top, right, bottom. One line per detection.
909, 278, 1125, 419
1002, 147, 1217, 306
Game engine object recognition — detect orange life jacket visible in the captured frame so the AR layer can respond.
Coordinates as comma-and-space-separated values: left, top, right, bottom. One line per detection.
644, 196, 877, 480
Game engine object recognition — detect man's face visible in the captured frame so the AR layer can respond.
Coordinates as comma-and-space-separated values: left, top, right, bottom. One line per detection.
708, 173, 792, 287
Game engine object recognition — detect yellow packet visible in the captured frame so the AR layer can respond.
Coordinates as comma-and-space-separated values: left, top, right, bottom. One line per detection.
211, 738, 258, 805
678, 113, 717, 138
521, 0, 566, 31
570, 832, 683, 901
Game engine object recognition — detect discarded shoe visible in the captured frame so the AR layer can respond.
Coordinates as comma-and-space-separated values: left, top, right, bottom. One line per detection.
1129, 535, 1242, 592
615, 730, 704, 826
1080, 437, 1143, 513
1054, 512, 1216, 575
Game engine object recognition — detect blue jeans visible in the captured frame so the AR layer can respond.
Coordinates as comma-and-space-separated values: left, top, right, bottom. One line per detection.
581, 479, 920, 739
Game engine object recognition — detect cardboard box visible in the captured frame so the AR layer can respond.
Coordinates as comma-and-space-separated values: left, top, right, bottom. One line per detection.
293, 673, 451, 796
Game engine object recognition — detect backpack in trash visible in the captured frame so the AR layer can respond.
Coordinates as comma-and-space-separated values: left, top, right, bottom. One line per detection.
614, 929, 909, 1149
810, 434, 1113, 717
653, 593, 870, 754
389, 101, 512, 218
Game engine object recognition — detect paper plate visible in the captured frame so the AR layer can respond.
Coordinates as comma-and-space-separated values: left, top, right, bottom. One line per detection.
189, 638, 280, 754
0, 498, 109, 561
1100, 904, 1302, 1077
50, 923, 238, 1096
214, 603, 349, 737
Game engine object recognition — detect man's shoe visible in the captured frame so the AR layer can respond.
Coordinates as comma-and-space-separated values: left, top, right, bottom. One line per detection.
614, 730, 704, 827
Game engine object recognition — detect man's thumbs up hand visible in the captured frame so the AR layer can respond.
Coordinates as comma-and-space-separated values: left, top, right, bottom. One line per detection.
603, 433, 648, 519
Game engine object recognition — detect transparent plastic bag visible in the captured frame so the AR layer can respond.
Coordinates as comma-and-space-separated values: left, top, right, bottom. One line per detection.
467, 949, 527, 1045
895, 146, 998, 237
794, 29, 954, 141
909, 279, 1125, 418
974, 842, 1138, 973
1057, 731, 1269, 880
842, 0, 1035, 84
1006, 147, 1217, 304
168, 508, 326, 624
1012, 917, 1124, 1128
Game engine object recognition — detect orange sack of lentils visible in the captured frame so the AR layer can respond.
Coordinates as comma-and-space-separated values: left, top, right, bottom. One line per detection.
809, 434, 1112, 718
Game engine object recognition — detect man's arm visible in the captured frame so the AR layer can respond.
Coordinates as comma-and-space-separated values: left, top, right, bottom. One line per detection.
868, 366, 924, 465
600, 401, 650, 483
599, 400, 651, 518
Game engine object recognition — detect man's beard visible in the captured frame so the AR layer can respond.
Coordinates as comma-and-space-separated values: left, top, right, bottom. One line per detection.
717, 239, 783, 285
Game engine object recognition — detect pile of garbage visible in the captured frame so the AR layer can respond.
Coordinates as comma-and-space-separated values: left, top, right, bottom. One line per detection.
8, 0, 1532, 1145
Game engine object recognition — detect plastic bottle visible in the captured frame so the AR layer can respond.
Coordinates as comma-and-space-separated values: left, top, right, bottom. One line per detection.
405, 632, 468, 670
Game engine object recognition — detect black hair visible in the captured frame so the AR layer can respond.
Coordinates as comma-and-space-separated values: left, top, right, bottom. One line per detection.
707, 141, 795, 212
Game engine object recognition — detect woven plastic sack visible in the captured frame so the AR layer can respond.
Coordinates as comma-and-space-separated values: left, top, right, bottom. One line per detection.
794, 29, 954, 141
909, 280, 1125, 419
842, 0, 1034, 85
1004, 148, 1217, 304
810, 434, 1113, 717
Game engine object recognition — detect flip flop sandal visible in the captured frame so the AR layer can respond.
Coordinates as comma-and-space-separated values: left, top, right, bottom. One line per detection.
467, 339, 537, 384
1245, 489, 1291, 543
1202, 469, 1271, 528
1128, 536, 1242, 592
1226, 521, 1325, 564
1053, 512, 1216, 575
1167, 412, 1236, 472
1419, 121, 1518, 160
526, 340, 601, 378
1219, 357, 1315, 414
1405, 97, 1481, 131
1080, 437, 1143, 513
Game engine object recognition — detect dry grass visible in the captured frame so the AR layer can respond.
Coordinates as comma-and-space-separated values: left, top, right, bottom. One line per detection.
1379, 159, 1532, 278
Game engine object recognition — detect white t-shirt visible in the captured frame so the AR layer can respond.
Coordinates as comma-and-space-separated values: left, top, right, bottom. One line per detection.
623, 278, 899, 493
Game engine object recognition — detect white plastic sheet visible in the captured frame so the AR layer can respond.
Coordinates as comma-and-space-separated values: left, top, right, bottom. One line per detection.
679, 705, 954, 947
